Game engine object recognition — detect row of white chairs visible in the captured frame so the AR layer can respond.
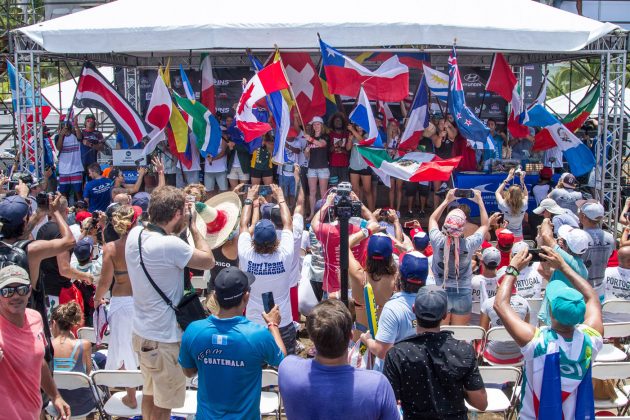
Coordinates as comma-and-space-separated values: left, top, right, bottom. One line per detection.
49, 369, 281, 420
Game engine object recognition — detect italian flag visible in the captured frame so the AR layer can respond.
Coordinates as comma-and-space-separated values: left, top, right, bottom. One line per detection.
533, 84, 600, 151
356, 147, 461, 185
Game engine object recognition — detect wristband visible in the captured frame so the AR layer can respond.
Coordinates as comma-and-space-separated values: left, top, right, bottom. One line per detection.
361, 227, 370, 238
267, 322, 279, 329
278, 200, 286, 205
359, 219, 369, 229
505, 265, 520, 277
243, 199, 253, 205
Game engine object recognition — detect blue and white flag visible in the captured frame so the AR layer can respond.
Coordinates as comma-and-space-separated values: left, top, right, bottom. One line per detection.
179, 65, 196, 101
525, 104, 595, 176
399, 75, 429, 152
447, 46, 491, 148
422, 64, 448, 102
349, 86, 383, 147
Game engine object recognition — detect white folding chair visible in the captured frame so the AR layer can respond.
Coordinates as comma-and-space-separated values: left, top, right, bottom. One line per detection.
596, 322, 630, 362
260, 369, 281, 419
483, 327, 523, 367
90, 370, 144, 418
602, 300, 630, 315
47, 371, 103, 419
592, 362, 630, 414
466, 366, 521, 417
172, 390, 198, 418
77, 326, 109, 345
440, 325, 486, 342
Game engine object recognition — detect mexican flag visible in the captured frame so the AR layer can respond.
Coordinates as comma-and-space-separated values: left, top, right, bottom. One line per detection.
533, 84, 600, 151
356, 147, 462, 185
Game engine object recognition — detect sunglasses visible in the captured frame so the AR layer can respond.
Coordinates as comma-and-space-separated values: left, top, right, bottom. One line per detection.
0, 284, 31, 298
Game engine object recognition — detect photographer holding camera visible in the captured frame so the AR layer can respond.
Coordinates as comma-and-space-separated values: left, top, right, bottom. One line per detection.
311, 183, 376, 297
495, 167, 529, 241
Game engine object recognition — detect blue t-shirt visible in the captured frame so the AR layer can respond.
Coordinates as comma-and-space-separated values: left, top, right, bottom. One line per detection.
482, 134, 503, 161
178, 316, 284, 420
278, 356, 399, 420
376, 292, 417, 345
83, 178, 113, 212
116, 131, 143, 150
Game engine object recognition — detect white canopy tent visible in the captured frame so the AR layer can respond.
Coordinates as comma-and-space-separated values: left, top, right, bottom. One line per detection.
545, 84, 630, 117
18, 0, 619, 54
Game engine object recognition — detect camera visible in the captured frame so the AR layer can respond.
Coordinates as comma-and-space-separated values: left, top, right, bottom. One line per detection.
36, 192, 49, 208
8, 172, 34, 189
332, 182, 362, 219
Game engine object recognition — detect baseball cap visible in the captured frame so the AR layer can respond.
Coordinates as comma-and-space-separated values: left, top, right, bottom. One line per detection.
539, 167, 553, 180
533, 198, 565, 216
310, 116, 324, 125
253, 219, 277, 245
0, 265, 30, 289
412, 230, 430, 252
496, 228, 515, 250
132, 192, 151, 212
213, 266, 256, 306
367, 233, 393, 260
577, 200, 605, 221
74, 237, 94, 262
413, 285, 448, 322
511, 241, 530, 256
75, 200, 87, 210
0, 195, 31, 226
75, 211, 92, 225
546, 280, 586, 326
481, 247, 501, 269
557, 225, 590, 255
400, 251, 429, 284
560, 173, 578, 189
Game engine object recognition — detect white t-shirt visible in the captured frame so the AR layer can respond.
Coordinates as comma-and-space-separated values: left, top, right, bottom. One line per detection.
497, 263, 543, 325
476, 273, 500, 303
58, 133, 83, 175
204, 154, 227, 173
69, 223, 82, 241
532, 184, 551, 206
482, 295, 530, 361
497, 197, 528, 238
126, 226, 194, 343
238, 229, 295, 327
603, 266, 630, 322
274, 214, 304, 287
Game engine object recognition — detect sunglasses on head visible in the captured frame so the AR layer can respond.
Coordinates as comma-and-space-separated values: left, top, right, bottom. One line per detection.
0, 284, 31, 298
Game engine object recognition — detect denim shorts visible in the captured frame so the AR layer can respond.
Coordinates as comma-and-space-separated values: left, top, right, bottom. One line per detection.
279, 174, 296, 197
307, 167, 330, 179
445, 287, 473, 315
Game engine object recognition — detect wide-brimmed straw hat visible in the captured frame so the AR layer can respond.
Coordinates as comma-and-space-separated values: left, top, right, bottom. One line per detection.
197, 191, 242, 249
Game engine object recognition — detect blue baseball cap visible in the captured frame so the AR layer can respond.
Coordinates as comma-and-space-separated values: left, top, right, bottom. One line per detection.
414, 285, 447, 321
132, 192, 151, 212
400, 251, 429, 284
546, 280, 586, 326
253, 219, 277, 245
412, 231, 430, 251
367, 233, 393, 260
0, 195, 31, 226
74, 237, 94, 262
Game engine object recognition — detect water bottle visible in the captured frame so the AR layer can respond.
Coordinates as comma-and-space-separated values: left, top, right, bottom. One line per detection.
349, 217, 368, 229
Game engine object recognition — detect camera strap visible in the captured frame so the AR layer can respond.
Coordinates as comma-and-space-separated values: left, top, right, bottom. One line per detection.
137, 228, 178, 312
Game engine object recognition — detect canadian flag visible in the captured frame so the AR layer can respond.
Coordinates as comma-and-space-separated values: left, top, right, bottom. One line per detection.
279, 52, 325, 124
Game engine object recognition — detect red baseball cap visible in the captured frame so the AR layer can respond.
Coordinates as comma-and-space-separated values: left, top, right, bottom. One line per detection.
75, 211, 92, 225
496, 228, 515, 249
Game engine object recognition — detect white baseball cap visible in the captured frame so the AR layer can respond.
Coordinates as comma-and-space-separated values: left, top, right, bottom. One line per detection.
557, 225, 590, 255
481, 247, 501, 268
533, 198, 565, 215
310, 116, 324, 125
511, 241, 531, 256
577, 200, 605, 221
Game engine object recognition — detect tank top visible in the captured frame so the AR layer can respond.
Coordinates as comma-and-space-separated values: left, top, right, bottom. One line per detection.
53, 339, 96, 415
209, 247, 238, 289
307, 135, 329, 169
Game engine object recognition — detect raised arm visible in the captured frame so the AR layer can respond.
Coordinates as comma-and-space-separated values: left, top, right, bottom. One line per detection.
540, 246, 604, 335
493, 248, 536, 347
272, 184, 292, 231
495, 169, 514, 202
240, 185, 258, 233
429, 188, 456, 232
94, 243, 115, 305
293, 164, 304, 217
124, 167, 147, 195
186, 205, 215, 270
539, 218, 557, 248
152, 156, 166, 189
472, 189, 489, 238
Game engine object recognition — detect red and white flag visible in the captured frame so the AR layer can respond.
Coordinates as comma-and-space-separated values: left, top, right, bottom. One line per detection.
142, 73, 172, 155
279, 52, 325, 124
236, 61, 290, 142
200, 54, 216, 114
486, 53, 529, 138
74, 62, 149, 145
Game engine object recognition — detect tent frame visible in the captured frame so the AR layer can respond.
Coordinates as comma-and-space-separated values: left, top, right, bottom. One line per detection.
8, 30, 629, 228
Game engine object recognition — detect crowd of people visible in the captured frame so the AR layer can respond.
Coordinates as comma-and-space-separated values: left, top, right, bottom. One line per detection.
0, 108, 626, 420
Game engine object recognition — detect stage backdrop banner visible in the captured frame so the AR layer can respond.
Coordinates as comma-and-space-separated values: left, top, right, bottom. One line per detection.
454, 172, 560, 217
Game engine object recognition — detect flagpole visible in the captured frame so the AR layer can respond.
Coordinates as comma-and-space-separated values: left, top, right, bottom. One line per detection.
476, 53, 494, 120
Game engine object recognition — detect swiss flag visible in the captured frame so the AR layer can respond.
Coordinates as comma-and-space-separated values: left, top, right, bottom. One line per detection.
280, 52, 326, 125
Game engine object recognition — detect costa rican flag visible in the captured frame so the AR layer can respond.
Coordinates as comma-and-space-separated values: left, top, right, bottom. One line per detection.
74, 62, 150, 146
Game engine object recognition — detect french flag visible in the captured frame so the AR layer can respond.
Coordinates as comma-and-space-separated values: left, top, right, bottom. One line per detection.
319, 38, 409, 102
349, 86, 383, 147
74, 62, 149, 145
236, 61, 290, 142
399, 75, 429, 153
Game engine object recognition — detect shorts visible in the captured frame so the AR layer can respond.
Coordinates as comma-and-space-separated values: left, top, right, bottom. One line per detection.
57, 172, 83, 195
204, 171, 228, 191
445, 287, 473, 315
307, 167, 330, 179
250, 168, 273, 179
349, 167, 372, 176
329, 167, 350, 185
227, 166, 250, 181
279, 174, 296, 197
403, 182, 430, 197
132, 334, 186, 409
176, 170, 199, 188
